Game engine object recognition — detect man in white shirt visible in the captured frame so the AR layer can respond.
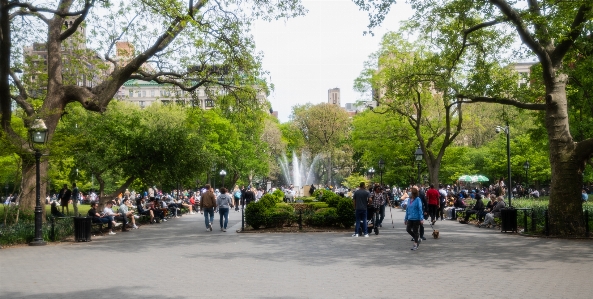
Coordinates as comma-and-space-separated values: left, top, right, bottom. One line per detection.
103, 201, 123, 230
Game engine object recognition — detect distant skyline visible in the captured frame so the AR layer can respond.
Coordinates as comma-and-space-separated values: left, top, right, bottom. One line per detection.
251, 0, 413, 122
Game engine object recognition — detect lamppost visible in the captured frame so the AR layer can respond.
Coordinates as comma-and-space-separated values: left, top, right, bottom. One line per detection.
523, 160, 530, 187
368, 167, 375, 184
378, 158, 385, 186
414, 146, 423, 185
29, 118, 48, 246
496, 122, 512, 207
219, 170, 227, 189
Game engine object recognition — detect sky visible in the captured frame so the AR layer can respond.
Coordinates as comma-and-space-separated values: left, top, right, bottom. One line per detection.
251, 0, 414, 122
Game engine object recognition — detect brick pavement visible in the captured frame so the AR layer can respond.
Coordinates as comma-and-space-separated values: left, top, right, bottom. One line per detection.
1, 207, 592, 298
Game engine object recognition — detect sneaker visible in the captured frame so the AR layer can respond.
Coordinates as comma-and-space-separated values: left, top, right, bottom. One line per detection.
209, 222, 212, 231
132, 225, 138, 229
223, 228, 227, 232
363, 234, 369, 237
190, 212, 196, 215
114, 223, 122, 227
206, 229, 210, 232
163, 219, 167, 222
109, 231, 116, 235
421, 236, 426, 240
411, 245, 418, 251
220, 227, 223, 231
134, 215, 139, 219
352, 234, 359, 237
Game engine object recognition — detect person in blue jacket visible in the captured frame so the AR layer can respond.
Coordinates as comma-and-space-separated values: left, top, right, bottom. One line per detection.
405, 187, 424, 251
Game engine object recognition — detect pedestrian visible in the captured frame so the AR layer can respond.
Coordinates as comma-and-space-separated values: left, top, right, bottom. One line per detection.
58, 184, 72, 216
426, 184, 440, 225
71, 183, 79, 217
216, 187, 233, 232
233, 186, 241, 211
370, 185, 385, 228
200, 184, 217, 231
352, 182, 371, 237
405, 187, 424, 250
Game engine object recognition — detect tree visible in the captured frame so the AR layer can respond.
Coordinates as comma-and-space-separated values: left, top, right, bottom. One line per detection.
357, 0, 593, 235
0, 0, 305, 212
291, 103, 351, 186
355, 28, 514, 187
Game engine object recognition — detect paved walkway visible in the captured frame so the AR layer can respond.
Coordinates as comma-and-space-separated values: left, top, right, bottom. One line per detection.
1, 207, 592, 298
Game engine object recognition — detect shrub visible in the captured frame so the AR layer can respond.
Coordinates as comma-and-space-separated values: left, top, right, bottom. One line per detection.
272, 189, 285, 202
336, 198, 355, 228
313, 189, 336, 202
310, 208, 338, 227
266, 208, 293, 228
245, 201, 267, 229
326, 193, 341, 208
259, 193, 278, 210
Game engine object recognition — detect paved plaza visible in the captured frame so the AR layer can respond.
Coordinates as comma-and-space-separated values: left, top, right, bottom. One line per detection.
1, 208, 592, 298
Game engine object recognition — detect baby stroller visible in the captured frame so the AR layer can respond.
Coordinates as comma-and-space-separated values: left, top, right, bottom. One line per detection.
357, 206, 380, 235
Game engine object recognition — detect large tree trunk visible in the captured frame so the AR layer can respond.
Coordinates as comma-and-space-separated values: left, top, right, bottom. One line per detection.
545, 76, 584, 236
427, 159, 441, 188
19, 156, 48, 220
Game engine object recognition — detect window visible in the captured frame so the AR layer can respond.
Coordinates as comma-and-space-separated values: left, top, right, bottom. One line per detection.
142, 91, 146, 97
150, 90, 154, 97
139, 101, 145, 108
129, 90, 134, 97
205, 99, 214, 107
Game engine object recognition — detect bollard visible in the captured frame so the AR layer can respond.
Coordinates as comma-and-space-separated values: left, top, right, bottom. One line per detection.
531, 209, 536, 232
50, 217, 56, 242
585, 210, 589, 238
544, 209, 549, 236
523, 210, 528, 233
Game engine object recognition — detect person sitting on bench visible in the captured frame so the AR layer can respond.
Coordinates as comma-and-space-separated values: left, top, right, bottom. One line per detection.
136, 197, 156, 224
50, 201, 65, 217
460, 193, 485, 224
119, 198, 138, 229
88, 202, 115, 235
102, 200, 123, 230
480, 196, 506, 228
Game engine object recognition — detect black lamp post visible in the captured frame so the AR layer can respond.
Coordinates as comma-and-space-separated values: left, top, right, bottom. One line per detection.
414, 146, 423, 185
219, 170, 227, 189
496, 122, 512, 207
368, 167, 375, 184
523, 160, 530, 187
29, 118, 48, 246
378, 158, 385, 186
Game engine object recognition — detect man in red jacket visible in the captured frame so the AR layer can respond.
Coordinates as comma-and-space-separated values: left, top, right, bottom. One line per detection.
426, 184, 440, 225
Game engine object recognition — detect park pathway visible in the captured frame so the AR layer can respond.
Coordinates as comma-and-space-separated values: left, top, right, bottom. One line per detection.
1, 207, 592, 298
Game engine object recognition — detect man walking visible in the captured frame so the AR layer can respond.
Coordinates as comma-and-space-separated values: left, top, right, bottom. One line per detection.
352, 182, 370, 237
200, 185, 217, 231
426, 184, 440, 225
72, 183, 79, 217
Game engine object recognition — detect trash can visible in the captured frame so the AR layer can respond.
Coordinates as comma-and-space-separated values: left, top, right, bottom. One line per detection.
500, 208, 517, 233
73, 217, 92, 242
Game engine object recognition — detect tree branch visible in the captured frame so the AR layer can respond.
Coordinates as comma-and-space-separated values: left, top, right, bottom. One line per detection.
552, 3, 593, 64
60, 0, 95, 41
456, 94, 547, 110
8, 70, 34, 117
9, 10, 50, 24
7, 2, 93, 17
575, 138, 593, 163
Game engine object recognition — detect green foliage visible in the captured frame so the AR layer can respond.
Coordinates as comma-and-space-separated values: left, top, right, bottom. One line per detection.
259, 193, 278, 209
309, 208, 338, 227
272, 189, 285, 202
336, 198, 355, 228
342, 173, 371, 190
245, 201, 267, 230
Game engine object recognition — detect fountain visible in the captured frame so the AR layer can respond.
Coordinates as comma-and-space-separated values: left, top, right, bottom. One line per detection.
278, 151, 320, 196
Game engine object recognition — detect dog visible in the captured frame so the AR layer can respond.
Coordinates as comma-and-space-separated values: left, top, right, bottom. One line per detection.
432, 229, 440, 239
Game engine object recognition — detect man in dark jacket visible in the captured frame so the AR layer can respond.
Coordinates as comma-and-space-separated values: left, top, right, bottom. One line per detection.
200, 185, 217, 231
461, 194, 485, 223
58, 184, 72, 216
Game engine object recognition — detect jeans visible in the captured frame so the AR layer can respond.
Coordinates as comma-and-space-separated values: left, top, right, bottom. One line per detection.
92, 217, 112, 229
219, 207, 229, 229
354, 209, 368, 235
406, 220, 421, 243
203, 207, 215, 228
379, 204, 385, 225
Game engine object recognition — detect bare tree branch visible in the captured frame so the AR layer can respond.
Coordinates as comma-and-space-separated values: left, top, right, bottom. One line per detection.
9, 10, 50, 24
7, 1, 93, 17
60, 0, 95, 41
8, 70, 34, 116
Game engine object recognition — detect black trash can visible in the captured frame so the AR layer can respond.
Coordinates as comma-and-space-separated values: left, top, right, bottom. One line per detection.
500, 208, 517, 233
73, 217, 92, 242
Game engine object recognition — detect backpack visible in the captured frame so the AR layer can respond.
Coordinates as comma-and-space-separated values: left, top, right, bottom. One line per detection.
234, 191, 241, 199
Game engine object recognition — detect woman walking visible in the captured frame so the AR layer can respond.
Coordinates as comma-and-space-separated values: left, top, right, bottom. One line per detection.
405, 187, 424, 251
216, 188, 234, 232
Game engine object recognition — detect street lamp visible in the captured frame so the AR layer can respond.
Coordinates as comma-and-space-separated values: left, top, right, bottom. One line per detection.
496, 122, 512, 207
219, 170, 227, 189
523, 160, 530, 187
29, 118, 48, 246
378, 158, 385, 186
368, 167, 375, 184
414, 146, 423, 185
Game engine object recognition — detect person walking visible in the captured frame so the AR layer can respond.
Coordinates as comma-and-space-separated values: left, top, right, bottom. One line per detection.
216, 188, 233, 232
71, 183, 79, 216
352, 182, 371, 237
405, 187, 424, 251
426, 184, 440, 225
200, 185, 217, 232
58, 184, 72, 216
